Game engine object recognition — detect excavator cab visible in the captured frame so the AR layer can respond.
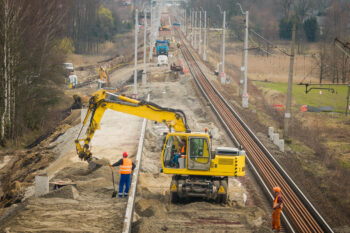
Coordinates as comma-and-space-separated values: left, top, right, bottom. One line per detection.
162, 132, 246, 203
161, 132, 212, 173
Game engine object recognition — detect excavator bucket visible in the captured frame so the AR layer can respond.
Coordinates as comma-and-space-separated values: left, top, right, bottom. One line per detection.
88, 157, 110, 171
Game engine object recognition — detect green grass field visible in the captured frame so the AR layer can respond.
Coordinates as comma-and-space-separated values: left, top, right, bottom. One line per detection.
254, 81, 350, 113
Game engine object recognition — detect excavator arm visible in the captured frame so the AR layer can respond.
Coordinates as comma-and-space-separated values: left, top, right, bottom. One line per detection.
75, 89, 190, 161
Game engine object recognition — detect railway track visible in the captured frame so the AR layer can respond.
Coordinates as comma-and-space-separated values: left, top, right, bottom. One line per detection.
177, 29, 333, 233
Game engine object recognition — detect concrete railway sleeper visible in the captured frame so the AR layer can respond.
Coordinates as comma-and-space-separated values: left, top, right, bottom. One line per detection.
175, 28, 333, 233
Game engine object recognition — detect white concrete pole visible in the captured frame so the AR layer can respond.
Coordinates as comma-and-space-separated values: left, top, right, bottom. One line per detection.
203, 11, 207, 61
133, 9, 138, 97
194, 11, 197, 49
191, 11, 194, 46
199, 11, 202, 54
149, 5, 153, 61
242, 11, 249, 108
184, 10, 186, 36
222, 11, 226, 75
142, 8, 147, 85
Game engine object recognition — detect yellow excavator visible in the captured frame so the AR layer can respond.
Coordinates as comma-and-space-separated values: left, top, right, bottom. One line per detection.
75, 89, 245, 203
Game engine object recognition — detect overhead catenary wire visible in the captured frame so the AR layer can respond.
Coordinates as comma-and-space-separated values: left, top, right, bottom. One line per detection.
249, 29, 291, 56
248, 35, 276, 56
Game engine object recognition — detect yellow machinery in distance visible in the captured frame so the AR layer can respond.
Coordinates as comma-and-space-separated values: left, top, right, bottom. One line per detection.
75, 90, 245, 203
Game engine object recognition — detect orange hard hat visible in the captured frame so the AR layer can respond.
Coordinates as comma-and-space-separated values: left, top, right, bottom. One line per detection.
123, 152, 128, 157
273, 186, 281, 193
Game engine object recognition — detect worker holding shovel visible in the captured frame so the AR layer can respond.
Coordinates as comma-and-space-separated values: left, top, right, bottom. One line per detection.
109, 152, 136, 197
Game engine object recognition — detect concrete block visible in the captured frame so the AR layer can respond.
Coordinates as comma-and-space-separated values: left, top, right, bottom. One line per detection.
273, 133, 279, 145
221, 76, 225, 84
279, 139, 284, 152
268, 127, 274, 140
35, 174, 49, 197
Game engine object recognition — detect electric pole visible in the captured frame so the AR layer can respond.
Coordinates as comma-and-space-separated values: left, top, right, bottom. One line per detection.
239, 49, 244, 97
222, 11, 226, 76
194, 11, 197, 49
346, 84, 350, 116
149, 5, 153, 61
199, 11, 202, 54
133, 9, 139, 97
142, 7, 147, 85
242, 10, 249, 107
184, 10, 186, 36
284, 22, 296, 139
203, 11, 207, 61
191, 10, 194, 46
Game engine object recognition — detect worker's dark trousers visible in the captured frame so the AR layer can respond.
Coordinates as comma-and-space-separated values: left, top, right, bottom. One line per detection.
119, 174, 131, 197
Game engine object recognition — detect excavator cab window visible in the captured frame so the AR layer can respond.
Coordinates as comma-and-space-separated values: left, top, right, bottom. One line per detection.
163, 136, 186, 169
187, 137, 211, 171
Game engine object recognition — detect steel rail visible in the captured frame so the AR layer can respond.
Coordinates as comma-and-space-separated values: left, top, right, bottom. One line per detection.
177, 29, 333, 233
122, 95, 149, 233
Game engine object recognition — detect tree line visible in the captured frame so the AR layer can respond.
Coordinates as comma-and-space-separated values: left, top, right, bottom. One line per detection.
187, 0, 350, 83
0, 0, 123, 146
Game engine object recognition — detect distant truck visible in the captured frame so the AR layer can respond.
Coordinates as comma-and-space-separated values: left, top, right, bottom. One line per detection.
63, 62, 74, 76
156, 40, 169, 56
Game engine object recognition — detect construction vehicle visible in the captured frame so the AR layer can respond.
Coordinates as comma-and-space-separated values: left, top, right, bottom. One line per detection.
75, 90, 245, 203
157, 55, 168, 66
170, 63, 183, 72
160, 25, 171, 31
156, 40, 169, 56
98, 66, 109, 89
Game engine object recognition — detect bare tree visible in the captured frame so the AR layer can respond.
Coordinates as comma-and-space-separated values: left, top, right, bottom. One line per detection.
0, 0, 71, 145
275, 0, 294, 17
294, 0, 313, 21
0, 0, 27, 143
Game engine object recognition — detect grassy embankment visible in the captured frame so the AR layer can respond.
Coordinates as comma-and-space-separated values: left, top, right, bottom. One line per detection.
254, 81, 349, 113
255, 81, 350, 168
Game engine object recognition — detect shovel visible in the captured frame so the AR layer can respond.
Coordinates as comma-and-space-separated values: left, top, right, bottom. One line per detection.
110, 166, 118, 198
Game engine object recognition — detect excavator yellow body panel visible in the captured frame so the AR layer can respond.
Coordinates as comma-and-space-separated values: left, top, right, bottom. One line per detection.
161, 132, 245, 177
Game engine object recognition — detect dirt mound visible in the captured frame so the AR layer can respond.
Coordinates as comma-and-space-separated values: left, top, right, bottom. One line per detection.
43, 185, 79, 200
0, 110, 80, 210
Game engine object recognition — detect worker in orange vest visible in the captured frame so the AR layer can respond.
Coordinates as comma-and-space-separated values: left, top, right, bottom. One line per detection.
180, 140, 186, 157
110, 152, 135, 197
272, 186, 283, 232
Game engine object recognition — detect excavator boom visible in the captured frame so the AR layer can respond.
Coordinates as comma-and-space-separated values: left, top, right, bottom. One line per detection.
75, 89, 189, 161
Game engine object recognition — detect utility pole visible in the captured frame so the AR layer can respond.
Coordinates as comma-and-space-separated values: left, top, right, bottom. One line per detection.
133, 9, 139, 98
242, 10, 249, 107
222, 11, 226, 76
199, 11, 202, 54
149, 5, 153, 62
203, 11, 207, 61
184, 10, 187, 36
239, 49, 244, 97
142, 7, 147, 85
284, 22, 296, 139
191, 10, 194, 46
194, 11, 197, 49
346, 84, 350, 116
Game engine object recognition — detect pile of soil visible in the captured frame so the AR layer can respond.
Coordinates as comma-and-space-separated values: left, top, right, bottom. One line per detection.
0, 110, 81, 211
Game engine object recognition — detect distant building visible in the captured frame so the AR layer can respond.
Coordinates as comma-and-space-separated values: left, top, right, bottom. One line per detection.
316, 16, 326, 36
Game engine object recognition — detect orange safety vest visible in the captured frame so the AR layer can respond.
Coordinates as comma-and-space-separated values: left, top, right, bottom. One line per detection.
119, 158, 132, 174
273, 193, 283, 209
181, 144, 186, 155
